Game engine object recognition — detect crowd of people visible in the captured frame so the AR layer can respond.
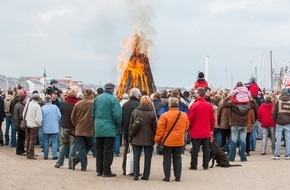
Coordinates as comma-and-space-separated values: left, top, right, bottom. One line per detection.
1, 72, 290, 182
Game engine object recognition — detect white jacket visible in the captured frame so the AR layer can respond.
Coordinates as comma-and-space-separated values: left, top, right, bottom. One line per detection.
23, 100, 43, 128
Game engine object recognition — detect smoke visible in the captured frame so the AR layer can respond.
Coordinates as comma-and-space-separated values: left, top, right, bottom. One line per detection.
125, 0, 159, 53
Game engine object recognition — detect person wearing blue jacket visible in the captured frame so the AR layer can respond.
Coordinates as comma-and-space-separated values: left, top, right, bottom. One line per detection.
92, 83, 122, 177
42, 95, 61, 160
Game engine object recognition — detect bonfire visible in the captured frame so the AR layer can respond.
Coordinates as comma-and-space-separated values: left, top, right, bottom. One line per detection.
116, 33, 156, 98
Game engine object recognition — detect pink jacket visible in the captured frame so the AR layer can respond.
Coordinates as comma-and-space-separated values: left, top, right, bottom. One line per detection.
229, 87, 251, 103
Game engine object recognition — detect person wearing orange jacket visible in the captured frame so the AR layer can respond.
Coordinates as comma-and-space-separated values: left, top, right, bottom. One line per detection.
155, 97, 189, 182
188, 88, 215, 170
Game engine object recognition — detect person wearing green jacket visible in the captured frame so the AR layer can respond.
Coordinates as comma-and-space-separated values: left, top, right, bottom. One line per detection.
92, 83, 122, 177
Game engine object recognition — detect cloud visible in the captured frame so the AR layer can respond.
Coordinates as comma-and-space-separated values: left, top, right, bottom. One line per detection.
40, 7, 69, 22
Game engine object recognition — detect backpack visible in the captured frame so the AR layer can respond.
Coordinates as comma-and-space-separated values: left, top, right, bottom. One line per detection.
4, 97, 13, 115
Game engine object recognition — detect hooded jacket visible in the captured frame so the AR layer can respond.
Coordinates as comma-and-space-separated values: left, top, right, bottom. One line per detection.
155, 107, 189, 146
229, 86, 251, 103
129, 104, 157, 146
92, 91, 122, 137
221, 97, 257, 127
188, 97, 215, 138
71, 96, 94, 137
258, 101, 275, 127
194, 79, 208, 89
272, 94, 290, 125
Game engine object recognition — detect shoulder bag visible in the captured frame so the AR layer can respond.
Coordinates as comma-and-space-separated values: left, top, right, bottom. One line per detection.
157, 111, 181, 155
20, 102, 30, 130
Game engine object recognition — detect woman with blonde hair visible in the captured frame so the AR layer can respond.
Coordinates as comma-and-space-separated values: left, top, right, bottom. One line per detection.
155, 97, 189, 182
129, 95, 157, 180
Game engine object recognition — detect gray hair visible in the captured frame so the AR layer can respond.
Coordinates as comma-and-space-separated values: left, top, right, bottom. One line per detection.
129, 88, 141, 98
168, 97, 179, 107
44, 95, 52, 103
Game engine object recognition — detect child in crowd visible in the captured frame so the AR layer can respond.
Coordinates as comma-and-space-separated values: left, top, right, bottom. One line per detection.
228, 82, 251, 104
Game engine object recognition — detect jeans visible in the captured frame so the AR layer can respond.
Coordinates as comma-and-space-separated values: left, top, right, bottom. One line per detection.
26, 127, 39, 159
43, 133, 59, 158
250, 122, 258, 151
96, 137, 115, 175
228, 126, 247, 161
221, 129, 231, 152
214, 128, 222, 148
5, 116, 16, 147
163, 146, 182, 178
38, 127, 44, 147
75, 136, 93, 169
133, 145, 153, 179
274, 124, 290, 157
56, 141, 76, 167
114, 134, 121, 156
261, 127, 275, 154
191, 138, 210, 169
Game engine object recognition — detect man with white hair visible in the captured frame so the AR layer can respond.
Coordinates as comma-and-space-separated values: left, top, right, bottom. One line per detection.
121, 88, 141, 175
23, 93, 42, 159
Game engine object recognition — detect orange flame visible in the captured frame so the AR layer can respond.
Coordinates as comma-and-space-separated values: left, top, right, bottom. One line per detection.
116, 32, 156, 98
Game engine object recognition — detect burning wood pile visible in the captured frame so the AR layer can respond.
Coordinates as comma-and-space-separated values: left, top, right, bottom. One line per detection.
116, 33, 156, 98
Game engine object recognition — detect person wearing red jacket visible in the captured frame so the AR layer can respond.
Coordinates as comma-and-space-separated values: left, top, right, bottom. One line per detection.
188, 88, 215, 170
194, 72, 208, 89
258, 94, 276, 155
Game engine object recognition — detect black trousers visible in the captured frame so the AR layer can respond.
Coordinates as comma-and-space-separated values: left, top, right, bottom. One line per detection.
191, 138, 210, 169
163, 146, 182, 178
122, 140, 129, 173
246, 133, 251, 154
96, 137, 115, 175
221, 129, 231, 151
133, 145, 153, 179
16, 129, 26, 154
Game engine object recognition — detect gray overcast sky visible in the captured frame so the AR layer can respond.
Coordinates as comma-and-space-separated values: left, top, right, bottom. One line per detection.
1, 0, 290, 89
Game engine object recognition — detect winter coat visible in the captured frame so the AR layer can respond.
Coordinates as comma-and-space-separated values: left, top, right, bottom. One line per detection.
152, 98, 163, 118
121, 96, 140, 141
188, 97, 215, 139
229, 86, 251, 103
23, 100, 42, 128
71, 96, 94, 137
60, 97, 78, 129
272, 95, 290, 125
245, 82, 259, 96
217, 99, 231, 129
42, 102, 61, 134
13, 102, 25, 129
129, 104, 157, 146
92, 91, 122, 137
221, 97, 257, 127
194, 79, 208, 89
158, 100, 188, 117
155, 107, 189, 147
258, 101, 276, 127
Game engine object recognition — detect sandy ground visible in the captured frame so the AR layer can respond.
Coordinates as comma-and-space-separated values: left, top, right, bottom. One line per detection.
1, 126, 290, 190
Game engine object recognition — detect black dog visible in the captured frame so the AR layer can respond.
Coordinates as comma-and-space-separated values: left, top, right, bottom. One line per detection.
209, 141, 241, 168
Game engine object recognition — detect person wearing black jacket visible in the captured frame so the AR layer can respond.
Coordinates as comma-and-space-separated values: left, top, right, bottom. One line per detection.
13, 94, 27, 155
122, 88, 141, 175
0, 92, 5, 146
